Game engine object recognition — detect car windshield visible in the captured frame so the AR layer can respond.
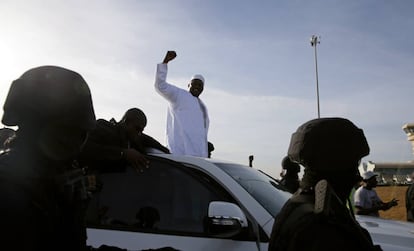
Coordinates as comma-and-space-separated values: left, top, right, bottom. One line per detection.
214, 162, 291, 217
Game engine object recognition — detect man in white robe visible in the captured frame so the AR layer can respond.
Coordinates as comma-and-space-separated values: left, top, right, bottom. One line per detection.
154, 51, 209, 157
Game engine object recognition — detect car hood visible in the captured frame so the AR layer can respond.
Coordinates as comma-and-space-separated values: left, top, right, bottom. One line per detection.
356, 215, 414, 251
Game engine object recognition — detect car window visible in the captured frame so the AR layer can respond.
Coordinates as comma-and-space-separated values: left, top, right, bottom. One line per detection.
86, 156, 244, 237
213, 162, 291, 217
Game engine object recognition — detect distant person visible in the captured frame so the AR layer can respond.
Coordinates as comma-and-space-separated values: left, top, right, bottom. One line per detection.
268, 117, 382, 251
0, 66, 96, 250
79, 108, 169, 173
155, 50, 209, 157
207, 141, 215, 158
279, 156, 300, 193
354, 171, 398, 217
405, 171, 414, 222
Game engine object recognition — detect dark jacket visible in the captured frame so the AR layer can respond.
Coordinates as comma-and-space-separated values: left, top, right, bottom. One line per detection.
268, 189, 382, 251
0, 139, 87, 251
79, 119, 169, 172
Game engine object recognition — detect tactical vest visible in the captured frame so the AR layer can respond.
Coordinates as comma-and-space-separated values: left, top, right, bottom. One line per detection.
268, 180, 382, 251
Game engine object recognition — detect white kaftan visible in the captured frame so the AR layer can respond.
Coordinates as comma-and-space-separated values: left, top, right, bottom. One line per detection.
155, 63, 209, 157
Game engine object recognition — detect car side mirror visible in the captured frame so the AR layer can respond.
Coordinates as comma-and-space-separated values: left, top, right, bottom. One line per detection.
206, 201, 248, 238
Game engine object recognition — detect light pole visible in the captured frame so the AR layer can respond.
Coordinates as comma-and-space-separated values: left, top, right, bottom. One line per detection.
310, 35, 321, 118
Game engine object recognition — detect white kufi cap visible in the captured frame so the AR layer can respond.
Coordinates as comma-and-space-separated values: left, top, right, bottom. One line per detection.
191, 74, 205, 84
361, 171, 378, 180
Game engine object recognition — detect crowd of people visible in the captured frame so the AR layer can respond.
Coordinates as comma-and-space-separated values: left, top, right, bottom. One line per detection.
0, 51, 413, 251
0, 55, 198, 251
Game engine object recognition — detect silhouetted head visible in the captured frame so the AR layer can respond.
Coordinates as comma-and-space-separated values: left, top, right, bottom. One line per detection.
361, 171, 378, 188
2, 65, 96, 160
121, 108, 147, 139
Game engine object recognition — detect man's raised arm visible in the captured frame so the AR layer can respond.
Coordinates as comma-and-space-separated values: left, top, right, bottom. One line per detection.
155, 51, 179, 102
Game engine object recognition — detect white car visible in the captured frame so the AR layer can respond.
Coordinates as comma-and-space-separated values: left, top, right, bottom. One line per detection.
86, 154, 414, 251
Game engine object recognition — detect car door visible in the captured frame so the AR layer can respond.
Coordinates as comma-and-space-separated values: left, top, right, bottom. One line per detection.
86, 156, 267, 251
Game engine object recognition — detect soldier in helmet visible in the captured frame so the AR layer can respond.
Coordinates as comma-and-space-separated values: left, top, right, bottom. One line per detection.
268, 117, 382, 251
0, 66, 96, 250
279, 155, 300, 193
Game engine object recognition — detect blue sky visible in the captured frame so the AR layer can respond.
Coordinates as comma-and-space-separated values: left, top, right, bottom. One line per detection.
1, 0, 414, 177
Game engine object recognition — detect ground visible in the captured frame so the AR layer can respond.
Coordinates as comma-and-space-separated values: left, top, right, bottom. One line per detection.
376, 186, 409, 221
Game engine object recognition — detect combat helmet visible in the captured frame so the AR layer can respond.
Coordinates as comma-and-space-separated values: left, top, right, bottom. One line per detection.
287, 117, 369, 172
2, 66, 96, 130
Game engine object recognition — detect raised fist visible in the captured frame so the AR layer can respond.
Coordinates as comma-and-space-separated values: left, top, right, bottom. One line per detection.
163, 51, 177, 64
